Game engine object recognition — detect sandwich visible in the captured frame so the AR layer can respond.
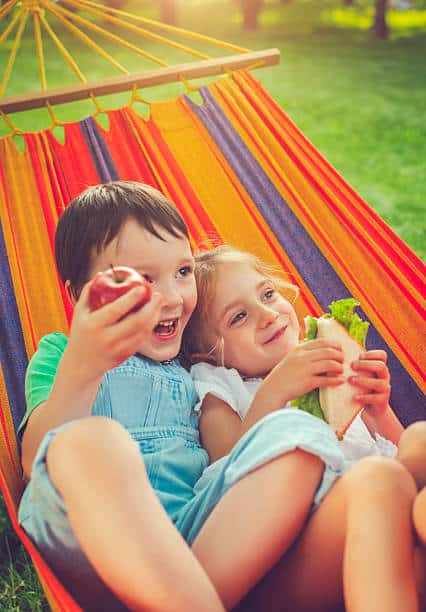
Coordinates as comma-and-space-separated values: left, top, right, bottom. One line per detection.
291, 298, 370, 439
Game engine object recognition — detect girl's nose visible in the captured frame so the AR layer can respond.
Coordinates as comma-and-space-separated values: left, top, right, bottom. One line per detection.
258, 305, 279, 328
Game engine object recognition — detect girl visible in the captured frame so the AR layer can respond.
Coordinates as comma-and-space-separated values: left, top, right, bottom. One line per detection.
184, 244, 426, 610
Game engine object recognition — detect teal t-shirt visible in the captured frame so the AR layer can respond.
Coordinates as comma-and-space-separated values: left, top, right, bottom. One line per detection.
19, 333, 69, 435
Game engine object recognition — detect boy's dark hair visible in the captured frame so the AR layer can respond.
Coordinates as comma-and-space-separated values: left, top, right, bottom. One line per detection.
55, 181, 188, 299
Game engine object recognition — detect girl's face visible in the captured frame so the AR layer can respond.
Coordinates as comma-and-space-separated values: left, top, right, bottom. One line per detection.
89, 218, 197, 362
207, 262, 300, 378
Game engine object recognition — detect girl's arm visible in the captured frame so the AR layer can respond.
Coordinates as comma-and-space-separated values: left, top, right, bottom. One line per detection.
242, 339, 344, 435
21, 283, 163, 478
199, 394, 243, 462
199, 339, 345, 462
350, 350, 403, 445
361, 406, 404, 444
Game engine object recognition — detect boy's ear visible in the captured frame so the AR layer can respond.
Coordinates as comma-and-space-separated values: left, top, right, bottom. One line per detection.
64, 280, 77, 307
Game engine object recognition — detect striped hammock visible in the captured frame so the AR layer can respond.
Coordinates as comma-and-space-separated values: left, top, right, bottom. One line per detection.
0, 70, 425, 610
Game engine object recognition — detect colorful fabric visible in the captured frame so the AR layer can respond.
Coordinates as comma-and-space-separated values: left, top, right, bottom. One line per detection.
0, 70, 424, 609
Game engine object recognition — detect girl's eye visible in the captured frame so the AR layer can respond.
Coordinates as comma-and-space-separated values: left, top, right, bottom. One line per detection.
263, 288, 275, 300
177, 266, 193, 278
143, 274, 154, 284
230, 311, 246, 325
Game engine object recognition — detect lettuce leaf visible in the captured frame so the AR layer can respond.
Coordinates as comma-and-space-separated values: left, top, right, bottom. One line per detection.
329, 298, 359, 329
329, 298, 369, 348
304, 315, 318, 340
291, 388, 323, 419
290, 298, 369, 419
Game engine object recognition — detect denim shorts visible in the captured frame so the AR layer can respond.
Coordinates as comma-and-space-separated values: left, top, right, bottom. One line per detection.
18, 409, 344, 604
174, 408, 345, 543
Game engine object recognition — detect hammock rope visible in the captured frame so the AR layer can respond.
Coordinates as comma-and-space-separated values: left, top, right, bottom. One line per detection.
0, 8, 30, 97
45, 3, 130, 75
0, 0, 275, 123
64, 0, 250, 54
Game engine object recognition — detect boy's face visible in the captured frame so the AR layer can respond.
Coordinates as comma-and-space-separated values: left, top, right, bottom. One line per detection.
207, 262, 300, 378
89, 219, 197, 362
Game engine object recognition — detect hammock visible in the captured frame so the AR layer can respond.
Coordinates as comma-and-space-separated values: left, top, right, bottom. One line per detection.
0, 3, 425, 609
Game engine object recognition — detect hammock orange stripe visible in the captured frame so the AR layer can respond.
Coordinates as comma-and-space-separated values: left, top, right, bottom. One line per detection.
212, 75, 425, 389
239, 72, 424, 287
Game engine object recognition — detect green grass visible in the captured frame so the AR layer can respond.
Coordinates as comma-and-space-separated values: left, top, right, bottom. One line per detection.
0, 0, 425, 608
0, 496, 48, 610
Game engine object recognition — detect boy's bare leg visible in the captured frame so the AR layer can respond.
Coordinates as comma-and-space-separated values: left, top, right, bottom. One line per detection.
47, 417, 224, 612
195, 456, 418, 612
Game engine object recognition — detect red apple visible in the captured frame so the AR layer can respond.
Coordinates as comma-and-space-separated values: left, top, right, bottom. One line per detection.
88, 265, 152, 314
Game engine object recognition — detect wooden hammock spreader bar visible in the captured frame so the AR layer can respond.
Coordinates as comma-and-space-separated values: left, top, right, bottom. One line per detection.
0, 48, 280, 114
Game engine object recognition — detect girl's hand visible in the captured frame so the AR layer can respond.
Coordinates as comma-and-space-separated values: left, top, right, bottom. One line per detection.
67, 280, 163, 383
349, 350, 391, 418
261, 339, 345, 407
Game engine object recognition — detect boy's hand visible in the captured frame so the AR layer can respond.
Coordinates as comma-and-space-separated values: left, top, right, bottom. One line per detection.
349, 350, 391, 417
261, 339, 345, 407
67, 280, 163, 383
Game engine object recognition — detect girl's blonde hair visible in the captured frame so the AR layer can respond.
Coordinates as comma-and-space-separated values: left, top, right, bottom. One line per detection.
182, 245, 299, 367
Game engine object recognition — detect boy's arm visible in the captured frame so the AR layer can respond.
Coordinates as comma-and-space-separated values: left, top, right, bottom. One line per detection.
21, 345, 104, 479
21, 282, 163, 478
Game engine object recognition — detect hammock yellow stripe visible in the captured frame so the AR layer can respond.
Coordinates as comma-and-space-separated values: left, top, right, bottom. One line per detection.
148, 96, 317, 324
0, 137, 68, 350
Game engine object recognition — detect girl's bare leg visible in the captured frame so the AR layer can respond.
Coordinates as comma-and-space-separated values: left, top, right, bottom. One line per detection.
237, 457, 419, 612
398, 421, 426, 606
413, 487, 426, 609
192, 449, 325, 609
398, 421, 426, 490
47, 417, 224, 612
414, 487, 426, 546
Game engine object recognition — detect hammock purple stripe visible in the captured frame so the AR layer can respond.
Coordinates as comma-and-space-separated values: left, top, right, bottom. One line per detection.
80, 118, 120, 183
188, 88, 424, 426
0, 221, 27, 434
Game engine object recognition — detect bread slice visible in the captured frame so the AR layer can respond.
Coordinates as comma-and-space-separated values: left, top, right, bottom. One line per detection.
316, 317, 364, 439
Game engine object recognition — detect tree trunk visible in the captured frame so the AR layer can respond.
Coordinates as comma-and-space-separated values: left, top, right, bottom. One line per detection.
371, 0, 389, 38
240, 0, 262, 30
160, 0, 178, 25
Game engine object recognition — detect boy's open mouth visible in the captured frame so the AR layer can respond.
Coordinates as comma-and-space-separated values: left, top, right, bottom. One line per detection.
154, 319, 178, 338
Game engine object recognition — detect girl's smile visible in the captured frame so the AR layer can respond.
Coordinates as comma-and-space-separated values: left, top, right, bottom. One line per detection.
262, 316, 290, 344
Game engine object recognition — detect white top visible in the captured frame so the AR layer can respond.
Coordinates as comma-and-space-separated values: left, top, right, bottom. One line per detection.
190, 361, 397, 464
